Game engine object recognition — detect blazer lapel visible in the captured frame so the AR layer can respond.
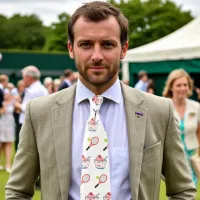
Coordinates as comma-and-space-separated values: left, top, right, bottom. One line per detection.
52, 85, 76, 200
121, 83, 148, 200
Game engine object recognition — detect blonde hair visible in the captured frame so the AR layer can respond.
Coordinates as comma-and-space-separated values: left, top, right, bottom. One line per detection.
163, 69, 193, 98
0, 74, 9, 83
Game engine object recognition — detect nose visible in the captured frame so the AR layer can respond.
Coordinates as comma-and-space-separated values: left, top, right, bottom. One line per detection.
91, 44, 103, 62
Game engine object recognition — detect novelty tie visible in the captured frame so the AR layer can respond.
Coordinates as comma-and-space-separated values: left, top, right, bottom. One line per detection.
80, 95, 111, 200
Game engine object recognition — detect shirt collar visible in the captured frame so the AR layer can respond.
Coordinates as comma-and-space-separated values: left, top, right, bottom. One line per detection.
76, 79, 122, 104
28, 81, 41, 89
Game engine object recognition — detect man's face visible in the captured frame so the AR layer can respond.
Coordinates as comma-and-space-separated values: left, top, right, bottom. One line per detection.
142, 75, 148, 82
22, 75, 32, 88
68, 16, 128, 91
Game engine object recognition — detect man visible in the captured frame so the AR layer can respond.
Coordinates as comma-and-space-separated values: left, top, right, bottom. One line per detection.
14, 66, 48, 126
6, 2, 196, 200
58, 69, 76, 91
134, 70, 148, 92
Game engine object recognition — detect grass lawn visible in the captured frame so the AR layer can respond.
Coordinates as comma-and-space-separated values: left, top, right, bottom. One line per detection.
1, 169, 199, 199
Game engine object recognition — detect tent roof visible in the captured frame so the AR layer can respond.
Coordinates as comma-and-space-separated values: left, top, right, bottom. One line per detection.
123, 16, 200, 62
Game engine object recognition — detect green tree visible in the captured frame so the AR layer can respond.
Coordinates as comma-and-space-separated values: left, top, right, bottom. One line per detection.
110, 0, 193, 49
45, 13, 70, 52
0, 14, 45, 50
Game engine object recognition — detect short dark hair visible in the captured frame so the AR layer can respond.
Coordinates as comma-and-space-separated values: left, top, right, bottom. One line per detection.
64, 69, 73, 78
68, 1, 128, 46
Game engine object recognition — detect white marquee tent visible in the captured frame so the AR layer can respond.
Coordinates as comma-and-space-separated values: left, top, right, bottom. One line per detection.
122, 16, 200, 81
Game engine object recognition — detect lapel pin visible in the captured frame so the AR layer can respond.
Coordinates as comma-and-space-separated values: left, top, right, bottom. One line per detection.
135, 111, 143, 118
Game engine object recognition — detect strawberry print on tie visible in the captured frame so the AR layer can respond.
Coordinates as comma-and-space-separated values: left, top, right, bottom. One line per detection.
80, 95, 111, 200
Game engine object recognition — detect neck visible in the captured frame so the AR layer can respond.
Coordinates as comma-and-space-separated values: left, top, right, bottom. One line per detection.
79, 75, 118, 95
172, 97, 186, 107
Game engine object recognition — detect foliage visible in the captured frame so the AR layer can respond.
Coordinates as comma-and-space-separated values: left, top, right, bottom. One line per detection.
0, 0, 194, 51
0, 14, 45, 50
109, 0, 193, 49
44, 13, 70, 52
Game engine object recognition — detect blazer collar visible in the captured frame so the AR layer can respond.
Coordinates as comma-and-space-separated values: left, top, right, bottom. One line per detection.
55, 84, 76, 106
121, 82, 144, 106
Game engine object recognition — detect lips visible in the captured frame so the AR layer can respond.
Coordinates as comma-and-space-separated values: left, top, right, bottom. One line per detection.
89, 66, 106, 69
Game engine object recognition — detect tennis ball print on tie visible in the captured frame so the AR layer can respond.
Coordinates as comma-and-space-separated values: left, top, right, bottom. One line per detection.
80, 96, 111, 200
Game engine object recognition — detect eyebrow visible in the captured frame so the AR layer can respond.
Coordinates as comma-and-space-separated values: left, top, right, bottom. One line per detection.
77, 39, 118, 44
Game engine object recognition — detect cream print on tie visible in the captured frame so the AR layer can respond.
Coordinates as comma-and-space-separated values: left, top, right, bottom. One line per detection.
80, 95, 111, 200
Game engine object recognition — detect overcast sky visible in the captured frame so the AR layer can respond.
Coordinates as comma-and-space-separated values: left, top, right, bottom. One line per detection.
0, 0, 199, 26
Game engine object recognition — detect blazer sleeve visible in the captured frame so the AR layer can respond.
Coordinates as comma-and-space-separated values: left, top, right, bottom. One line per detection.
162, 99, 196, 199
5, 101, 39, 199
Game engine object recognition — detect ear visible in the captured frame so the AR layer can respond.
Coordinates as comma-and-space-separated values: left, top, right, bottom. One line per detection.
68, 41, 74, 59
120, 41, 129, 59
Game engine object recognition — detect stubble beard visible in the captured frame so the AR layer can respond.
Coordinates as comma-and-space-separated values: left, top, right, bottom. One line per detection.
76, 62, 120, 87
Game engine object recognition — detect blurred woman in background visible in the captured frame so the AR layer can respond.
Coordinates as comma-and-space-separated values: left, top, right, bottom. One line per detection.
0, 89, 15, 173
163, 69, 200, 187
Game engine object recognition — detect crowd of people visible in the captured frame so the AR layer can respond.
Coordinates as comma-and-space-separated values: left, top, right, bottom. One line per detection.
0, 67, 78, 173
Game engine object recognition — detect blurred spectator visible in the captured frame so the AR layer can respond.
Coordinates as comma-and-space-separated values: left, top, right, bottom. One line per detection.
0, 74, 9, 114
195, 87, 200, 103
0, 89, 15, 173
163, 69, 200, 187
134, 70, 148, 92
53, 78, 61, 92
13, 80, 25, 151
58, 69, 76, 91
147, 79, 155, 94
14, 65, 48, 127
7, 83, 18, 98
73, 72, 79, 84
43, 77, 54, 94
59, 75, 65, 84
16, 80, 25, 97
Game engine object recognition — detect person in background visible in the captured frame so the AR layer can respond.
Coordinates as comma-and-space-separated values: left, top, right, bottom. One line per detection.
14, 65, 48, 128
195, 87, 200, 103
0, 74, 9, 115
134, 70, 148, 92
13, 80, 25, 151
53, 78, 61, 92
43, 77, 54, 94
58, 69, 76, 91
6, 2, 196, 199
163, 68, 200, 187
147, 78, 155, 94
0, 89, 15, 173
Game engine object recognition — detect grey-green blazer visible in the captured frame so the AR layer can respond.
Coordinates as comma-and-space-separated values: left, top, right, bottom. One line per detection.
5, 83, 196, 200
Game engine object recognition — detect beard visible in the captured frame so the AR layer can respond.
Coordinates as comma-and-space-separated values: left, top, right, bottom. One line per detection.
75, 59, 120, 87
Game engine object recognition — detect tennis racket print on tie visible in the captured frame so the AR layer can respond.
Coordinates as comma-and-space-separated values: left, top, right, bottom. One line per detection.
80, 95, 111, 200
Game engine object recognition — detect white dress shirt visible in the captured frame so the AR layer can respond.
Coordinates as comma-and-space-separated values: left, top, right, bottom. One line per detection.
19, 81, 48, 124
69, 79, 131, 200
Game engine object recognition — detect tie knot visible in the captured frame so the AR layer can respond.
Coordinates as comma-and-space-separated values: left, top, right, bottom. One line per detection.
89, 95, 103, 111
